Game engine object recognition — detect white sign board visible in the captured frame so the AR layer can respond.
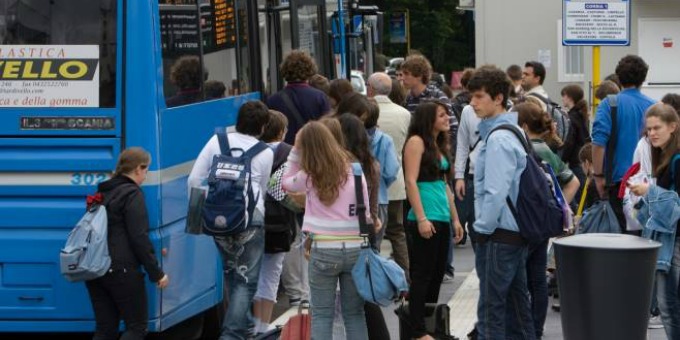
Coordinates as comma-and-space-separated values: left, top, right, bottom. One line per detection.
563, 0, 630, 46
0, 45, 99, 107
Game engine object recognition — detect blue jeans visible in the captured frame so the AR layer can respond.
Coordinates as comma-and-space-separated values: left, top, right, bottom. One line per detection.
309, 245, 367, 340
476, 239, 536, 340
214, 226, 265, 340
526, 240, 549, 338
657, 239, 680, 340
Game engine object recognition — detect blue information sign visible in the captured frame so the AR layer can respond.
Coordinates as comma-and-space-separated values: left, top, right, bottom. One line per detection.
562, 0, 630, 46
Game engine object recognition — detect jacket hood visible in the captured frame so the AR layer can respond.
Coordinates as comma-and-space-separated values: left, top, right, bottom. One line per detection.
98, 175, 137, 193
478, 112, 518, 140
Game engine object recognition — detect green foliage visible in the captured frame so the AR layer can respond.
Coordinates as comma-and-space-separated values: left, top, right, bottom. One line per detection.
379, 0, 474, 79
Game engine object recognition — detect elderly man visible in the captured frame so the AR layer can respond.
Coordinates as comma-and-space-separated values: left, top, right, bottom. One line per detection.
367, 72, 411, 275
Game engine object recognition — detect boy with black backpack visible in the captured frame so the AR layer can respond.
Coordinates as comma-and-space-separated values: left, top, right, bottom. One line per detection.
468, 66, 537, 340
188, 101, 274, 339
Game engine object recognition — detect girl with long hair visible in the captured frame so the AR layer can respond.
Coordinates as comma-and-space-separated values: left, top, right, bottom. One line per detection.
403, 101, 463, 340
338, 113, 381, 233
629, 103, 680, 339
282, 122, 371, 340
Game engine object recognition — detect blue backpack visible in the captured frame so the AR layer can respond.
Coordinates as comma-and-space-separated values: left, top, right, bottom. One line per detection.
202, 128, 268, 236
487, 124, 565, 242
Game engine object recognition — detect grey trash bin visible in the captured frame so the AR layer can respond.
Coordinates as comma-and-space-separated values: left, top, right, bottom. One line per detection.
554, 233, 660, 340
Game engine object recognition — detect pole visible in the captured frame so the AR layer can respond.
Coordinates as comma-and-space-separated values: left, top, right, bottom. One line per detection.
338, 0, 347, 79
592, 46, 601, 112
405, 9, 410, 54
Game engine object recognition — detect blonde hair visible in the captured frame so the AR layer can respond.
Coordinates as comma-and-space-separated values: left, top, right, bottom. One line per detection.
319, 116, 345, 147
114, 147, 151, 177
297, 122, 350, 205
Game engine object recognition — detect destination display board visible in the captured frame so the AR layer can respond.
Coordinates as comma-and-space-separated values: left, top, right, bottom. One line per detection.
159, 0, 236, 56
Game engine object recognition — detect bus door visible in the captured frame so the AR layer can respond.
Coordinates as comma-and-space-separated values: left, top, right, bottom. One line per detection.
0, 0, 122, 323
290, 0, 331, 78
156, 0, 263, 331
341, 4, 380, 79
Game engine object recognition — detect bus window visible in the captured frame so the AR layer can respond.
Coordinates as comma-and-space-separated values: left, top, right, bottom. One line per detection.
160, 0, 239, 107
0, 0, 118, 108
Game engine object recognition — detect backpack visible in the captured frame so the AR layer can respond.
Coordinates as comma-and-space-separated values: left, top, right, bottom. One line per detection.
60, 194, 111, 282
264, 142, 298, 253
202, 127, 268, 236
527, 93, 571, 147
451, 91, 471, 122
487, 124, 566, 242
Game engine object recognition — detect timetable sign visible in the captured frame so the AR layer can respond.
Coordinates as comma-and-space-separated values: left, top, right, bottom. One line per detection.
563, 0, 630, 46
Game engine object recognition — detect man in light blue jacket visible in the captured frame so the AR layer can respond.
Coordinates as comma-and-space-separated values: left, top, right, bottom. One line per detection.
468, 66, 535, 340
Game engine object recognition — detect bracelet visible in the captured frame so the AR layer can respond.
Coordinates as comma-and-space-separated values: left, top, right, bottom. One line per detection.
417, 216, 428, 223
593, 173, 605, 178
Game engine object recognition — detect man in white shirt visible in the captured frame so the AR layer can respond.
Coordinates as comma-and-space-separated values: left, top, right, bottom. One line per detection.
522, 61, 550, 111
368, 72, 412, 274
188, 101, 274, 340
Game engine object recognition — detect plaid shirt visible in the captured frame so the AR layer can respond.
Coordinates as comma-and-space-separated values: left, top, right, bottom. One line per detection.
404, 86, 459, 148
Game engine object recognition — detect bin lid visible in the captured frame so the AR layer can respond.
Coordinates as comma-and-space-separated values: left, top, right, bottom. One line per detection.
553, 233, 661, 250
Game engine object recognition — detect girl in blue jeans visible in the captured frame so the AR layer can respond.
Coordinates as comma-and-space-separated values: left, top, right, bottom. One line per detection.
283, 122, 376, 340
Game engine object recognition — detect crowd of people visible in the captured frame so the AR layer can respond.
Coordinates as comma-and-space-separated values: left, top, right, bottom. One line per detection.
89, 48, 680, 340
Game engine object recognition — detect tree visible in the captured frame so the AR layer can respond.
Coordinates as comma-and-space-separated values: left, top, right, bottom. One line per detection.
372, 0, 474, 80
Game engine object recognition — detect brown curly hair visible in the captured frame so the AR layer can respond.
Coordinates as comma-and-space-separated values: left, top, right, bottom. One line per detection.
280, 50, 318, 82
170, 56, 203, 90
401, 54, 432, 84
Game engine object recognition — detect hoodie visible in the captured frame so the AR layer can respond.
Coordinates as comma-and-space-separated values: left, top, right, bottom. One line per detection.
473, 112, 527, 235
97, 175, 164, 282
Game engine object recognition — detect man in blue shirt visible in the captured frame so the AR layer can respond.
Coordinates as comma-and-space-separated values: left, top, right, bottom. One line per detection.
591, 55, 655, 234
469, 66, 535, 340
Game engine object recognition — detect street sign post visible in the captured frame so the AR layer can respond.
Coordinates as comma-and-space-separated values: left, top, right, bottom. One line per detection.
562, 0, 630, 46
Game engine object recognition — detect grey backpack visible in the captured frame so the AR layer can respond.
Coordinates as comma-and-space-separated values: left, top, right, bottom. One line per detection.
60, 204, 111, 282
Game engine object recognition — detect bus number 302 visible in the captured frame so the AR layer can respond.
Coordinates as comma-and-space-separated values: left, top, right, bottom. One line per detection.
71, 173, 108, 186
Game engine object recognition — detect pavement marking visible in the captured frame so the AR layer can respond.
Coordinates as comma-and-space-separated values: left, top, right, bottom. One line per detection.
449, 269, 479, 338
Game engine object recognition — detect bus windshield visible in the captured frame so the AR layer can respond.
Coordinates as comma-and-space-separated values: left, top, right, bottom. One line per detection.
0, 0, 117, 108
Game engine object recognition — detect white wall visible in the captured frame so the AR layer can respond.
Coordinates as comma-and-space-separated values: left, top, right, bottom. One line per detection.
475, 0, 680, 102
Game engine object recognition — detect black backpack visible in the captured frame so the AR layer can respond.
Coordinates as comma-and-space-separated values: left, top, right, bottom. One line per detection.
264, 143, 297, 253
487, 124, 566, 242
527, 93, 571, 148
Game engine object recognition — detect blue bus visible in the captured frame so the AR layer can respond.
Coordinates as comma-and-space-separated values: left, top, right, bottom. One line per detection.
0, 0, 269, 336
0, 0, 356, 336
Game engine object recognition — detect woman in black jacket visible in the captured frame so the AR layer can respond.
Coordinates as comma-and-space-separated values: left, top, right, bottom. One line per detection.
86, 147, 169, 340
561, 84, 590, 206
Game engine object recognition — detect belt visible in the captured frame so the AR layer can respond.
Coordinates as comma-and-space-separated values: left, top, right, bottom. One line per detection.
312, 240, 363, 249
475, 228, 525, 246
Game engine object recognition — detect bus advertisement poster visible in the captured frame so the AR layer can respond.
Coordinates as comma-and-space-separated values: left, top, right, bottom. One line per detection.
0, 45, 99, 108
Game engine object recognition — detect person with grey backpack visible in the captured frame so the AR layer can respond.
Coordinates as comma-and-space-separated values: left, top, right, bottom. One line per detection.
83, 147, 168, 340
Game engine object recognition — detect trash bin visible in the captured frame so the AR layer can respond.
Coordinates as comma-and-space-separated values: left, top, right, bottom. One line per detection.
554, 233, 660, 340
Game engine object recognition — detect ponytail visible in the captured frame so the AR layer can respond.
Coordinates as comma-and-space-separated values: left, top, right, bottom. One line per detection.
516, 102, 564, 147
114, 147, 151, 177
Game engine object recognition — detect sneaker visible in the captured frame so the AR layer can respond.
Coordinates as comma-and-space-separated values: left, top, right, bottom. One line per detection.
648, 315, 664, 329
551, 297, 560, 312
442, 273, 455, 282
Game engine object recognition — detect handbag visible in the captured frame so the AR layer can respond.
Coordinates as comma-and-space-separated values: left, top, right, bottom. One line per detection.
280, 305, 311, 340
349, 163, 409, 307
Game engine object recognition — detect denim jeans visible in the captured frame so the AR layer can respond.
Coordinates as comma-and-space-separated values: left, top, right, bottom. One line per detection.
657, 239, 680, 340
455, 176, 477, 248
476, 239, 536, 340
309, 245, 367, 340
526, 240, 549, 338
214, 226, 265, 340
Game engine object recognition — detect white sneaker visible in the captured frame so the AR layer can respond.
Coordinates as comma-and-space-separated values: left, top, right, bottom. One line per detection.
648, 315, 664, 329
